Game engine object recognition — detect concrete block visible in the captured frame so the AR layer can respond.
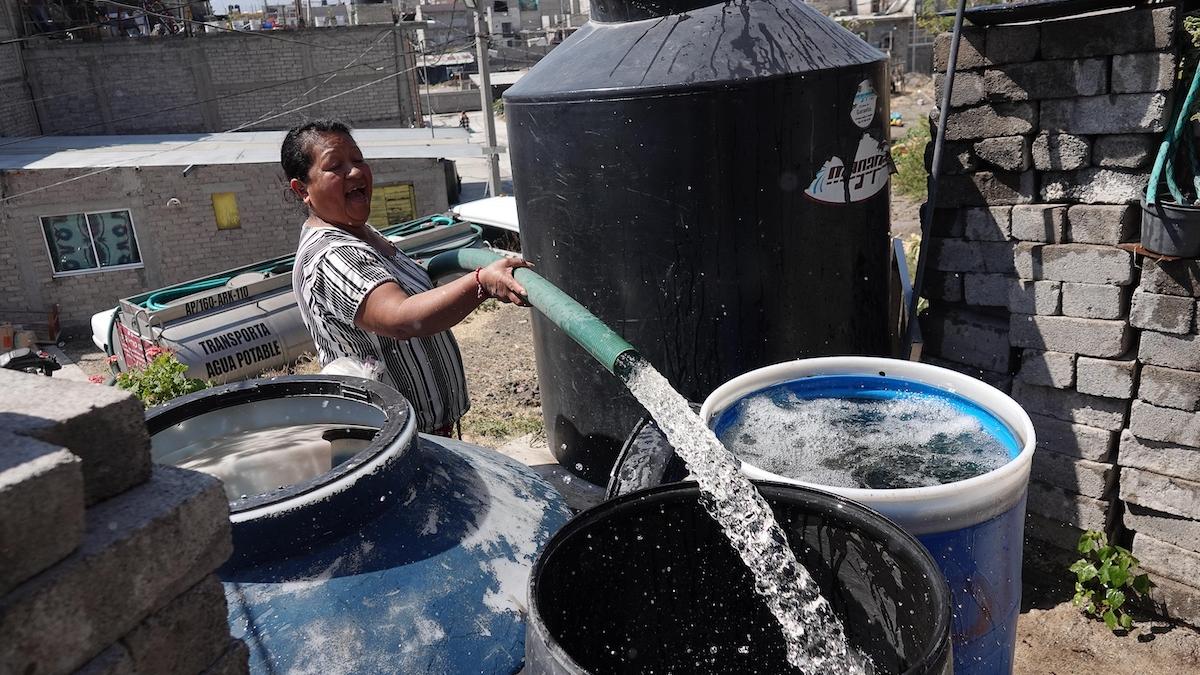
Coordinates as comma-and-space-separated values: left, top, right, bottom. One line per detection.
1120, 466, 1200, 518
123, 575, 231, 675
985, 58, 1107, 101
930, 208, 965, 238
931, 237, 984, 273
1145, 572, 1200, 628
0, 466, 231, 675
1124, 502, 1200, 553
1032, 451, 1115, 498
1135, 534, 1200, 587
1027, 480, 1110, 531
1066, 204, 1139, 245
1013, 243, 1135, 285
1011, 204, 1067, 243
1120, 430, 1200, 482
1129, 400, 1200, 447
1075, 355, 1137, 399
1008, 279, 1062, 315
926, 140, 978, 175
0, 370, 151, 504
924, 271, 963, 302
1139, 331, 1200, 371
978, 241, 1017, 274
1040, 93, 1169, 136
1011, 380, 1129, 430
1131, 291, 1196, 334
934, 26, 986, 71
0, 433, 84, 597
973, 136, 1030, 172
1017, 349, 1075, 389
1112, 52, 1176, 94
935, 171, 1035, 207
1025, 511, 1086, 551
1139, 365, 1200, 411
1141, 258, 1200, 298
1031, 133, 1090, 171
934, 71, 986, 108
922, 356, 1013, 393
1028, 413, 1116, 461
1040, 6, 1176, 59
962, 206, 1012, 241
75, 644, 134, 675
1010, 313, 1132, 358
920, 307, 1012, 372
985, 24, 1039, 65
1060, 282, 1127, 320
964, 273, 1012, 307
1040, 168, 1149, 204
943, 102, 1037, 141
1092, 134, 1159, 169
202, 639, 250, 675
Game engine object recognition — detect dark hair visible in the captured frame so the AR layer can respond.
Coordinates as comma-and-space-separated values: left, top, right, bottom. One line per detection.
280, 119, 354, 183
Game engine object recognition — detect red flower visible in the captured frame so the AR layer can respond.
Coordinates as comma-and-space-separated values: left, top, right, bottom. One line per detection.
145, 346, 166, 359
88, 374, 106, 384
107, 355, 119, 364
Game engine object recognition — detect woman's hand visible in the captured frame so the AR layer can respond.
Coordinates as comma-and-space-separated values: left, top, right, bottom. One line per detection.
479, 257, 533, 306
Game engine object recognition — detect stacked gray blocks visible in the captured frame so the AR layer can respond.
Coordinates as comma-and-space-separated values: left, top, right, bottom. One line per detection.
922, 6, 1195, 619
0, 370, 246, 674
1123, 257, 1200, 625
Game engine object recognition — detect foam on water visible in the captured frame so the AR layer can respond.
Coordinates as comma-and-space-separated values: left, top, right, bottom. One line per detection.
620, 355, 867, 674
713, 377, 1016, 490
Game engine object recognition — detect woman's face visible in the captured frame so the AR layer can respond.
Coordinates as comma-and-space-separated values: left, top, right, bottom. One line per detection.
294, 131, 374, 226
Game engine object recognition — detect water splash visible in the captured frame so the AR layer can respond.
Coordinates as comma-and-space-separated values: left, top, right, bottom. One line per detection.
617, 354, 865, 674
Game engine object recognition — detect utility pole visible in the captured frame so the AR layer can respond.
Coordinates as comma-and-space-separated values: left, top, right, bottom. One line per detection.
470, 4, 503, 197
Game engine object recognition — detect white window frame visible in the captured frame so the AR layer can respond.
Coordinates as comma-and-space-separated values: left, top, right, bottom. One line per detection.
40, 208, 145, 278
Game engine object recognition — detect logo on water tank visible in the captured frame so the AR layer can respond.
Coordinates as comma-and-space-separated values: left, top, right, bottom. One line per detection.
804, 133, 891, 204
850, 80, 877, 129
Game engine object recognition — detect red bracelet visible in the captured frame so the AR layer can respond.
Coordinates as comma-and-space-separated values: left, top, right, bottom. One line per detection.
474, 267, 487, 299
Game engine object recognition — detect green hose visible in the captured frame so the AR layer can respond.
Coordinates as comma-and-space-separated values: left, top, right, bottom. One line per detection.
1148, 59, 1200, 205
427, 249, 636, 374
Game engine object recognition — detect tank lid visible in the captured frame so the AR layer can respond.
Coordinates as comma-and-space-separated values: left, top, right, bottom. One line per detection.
505, 0, 885, 102
590, 0, 714, 22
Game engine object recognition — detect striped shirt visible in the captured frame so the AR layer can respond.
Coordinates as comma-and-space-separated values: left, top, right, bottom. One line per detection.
293, 225, 469, 432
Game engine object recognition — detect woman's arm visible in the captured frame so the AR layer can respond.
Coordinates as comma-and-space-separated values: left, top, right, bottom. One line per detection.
355, 257, 531, 340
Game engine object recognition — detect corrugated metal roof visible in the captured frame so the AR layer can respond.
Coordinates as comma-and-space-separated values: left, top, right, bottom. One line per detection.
0, 128, 484, 170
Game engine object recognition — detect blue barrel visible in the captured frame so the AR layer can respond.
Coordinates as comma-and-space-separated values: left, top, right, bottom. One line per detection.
147, 376, 572, 674
700, 357, 1035, 675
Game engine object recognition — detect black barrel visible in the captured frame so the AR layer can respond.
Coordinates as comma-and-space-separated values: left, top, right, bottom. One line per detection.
525, 482, 952, 674
505, 0, 894, 483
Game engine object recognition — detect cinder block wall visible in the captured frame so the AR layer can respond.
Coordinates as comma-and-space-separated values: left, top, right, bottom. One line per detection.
0, 156, 451, 326
0, 370, 246, 674
921, 4, 1200, 625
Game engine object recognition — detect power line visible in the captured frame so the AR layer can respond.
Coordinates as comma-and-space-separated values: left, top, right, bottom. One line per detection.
0, 37, 477, 204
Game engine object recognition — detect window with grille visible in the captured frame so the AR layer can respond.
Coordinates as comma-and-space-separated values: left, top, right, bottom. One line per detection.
40, 209, 143, 276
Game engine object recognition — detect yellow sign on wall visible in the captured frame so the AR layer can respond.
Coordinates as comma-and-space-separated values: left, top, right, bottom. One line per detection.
368, 183, 416, 227
212, 192, 241, 230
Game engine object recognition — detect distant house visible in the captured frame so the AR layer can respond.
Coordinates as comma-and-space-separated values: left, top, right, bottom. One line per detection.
0, 129, 478, 326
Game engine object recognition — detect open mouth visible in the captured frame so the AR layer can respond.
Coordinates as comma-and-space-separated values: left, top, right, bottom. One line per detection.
346, 186, 369, 203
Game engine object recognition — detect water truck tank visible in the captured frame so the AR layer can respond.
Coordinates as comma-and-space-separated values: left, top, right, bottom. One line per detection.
504, 0, 893, 482
146, 376, 572, 674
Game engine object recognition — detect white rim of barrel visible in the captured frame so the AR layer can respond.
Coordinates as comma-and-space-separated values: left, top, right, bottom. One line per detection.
699, 357, 1036, 535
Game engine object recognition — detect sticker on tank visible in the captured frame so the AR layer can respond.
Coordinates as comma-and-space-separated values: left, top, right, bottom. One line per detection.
804, 133, 891, 204
850, 80, 877, 128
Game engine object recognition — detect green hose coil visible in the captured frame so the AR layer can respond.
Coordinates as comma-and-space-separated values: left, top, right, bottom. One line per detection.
426, 249, 636, 374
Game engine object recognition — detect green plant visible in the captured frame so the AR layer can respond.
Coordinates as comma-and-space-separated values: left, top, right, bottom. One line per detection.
1070, 530, 1153, 631
492, 98, 505, 118
891, 124, 931, 202
115, 347, 209, 407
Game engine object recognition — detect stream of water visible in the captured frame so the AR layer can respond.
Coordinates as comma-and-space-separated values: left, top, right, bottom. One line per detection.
618, 354, 867, 674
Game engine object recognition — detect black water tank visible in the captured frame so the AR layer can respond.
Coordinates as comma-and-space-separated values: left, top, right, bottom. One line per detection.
505, 0, 893, 483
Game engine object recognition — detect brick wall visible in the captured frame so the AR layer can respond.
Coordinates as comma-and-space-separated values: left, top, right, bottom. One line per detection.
0, 369, 246, 674
921, 4, 1200, 625
0, 1, 39, 137
19, 25, 423, 136
0, 156, 451, 326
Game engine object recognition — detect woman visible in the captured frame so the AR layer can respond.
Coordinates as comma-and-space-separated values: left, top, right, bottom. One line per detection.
283, 119, 529, 435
